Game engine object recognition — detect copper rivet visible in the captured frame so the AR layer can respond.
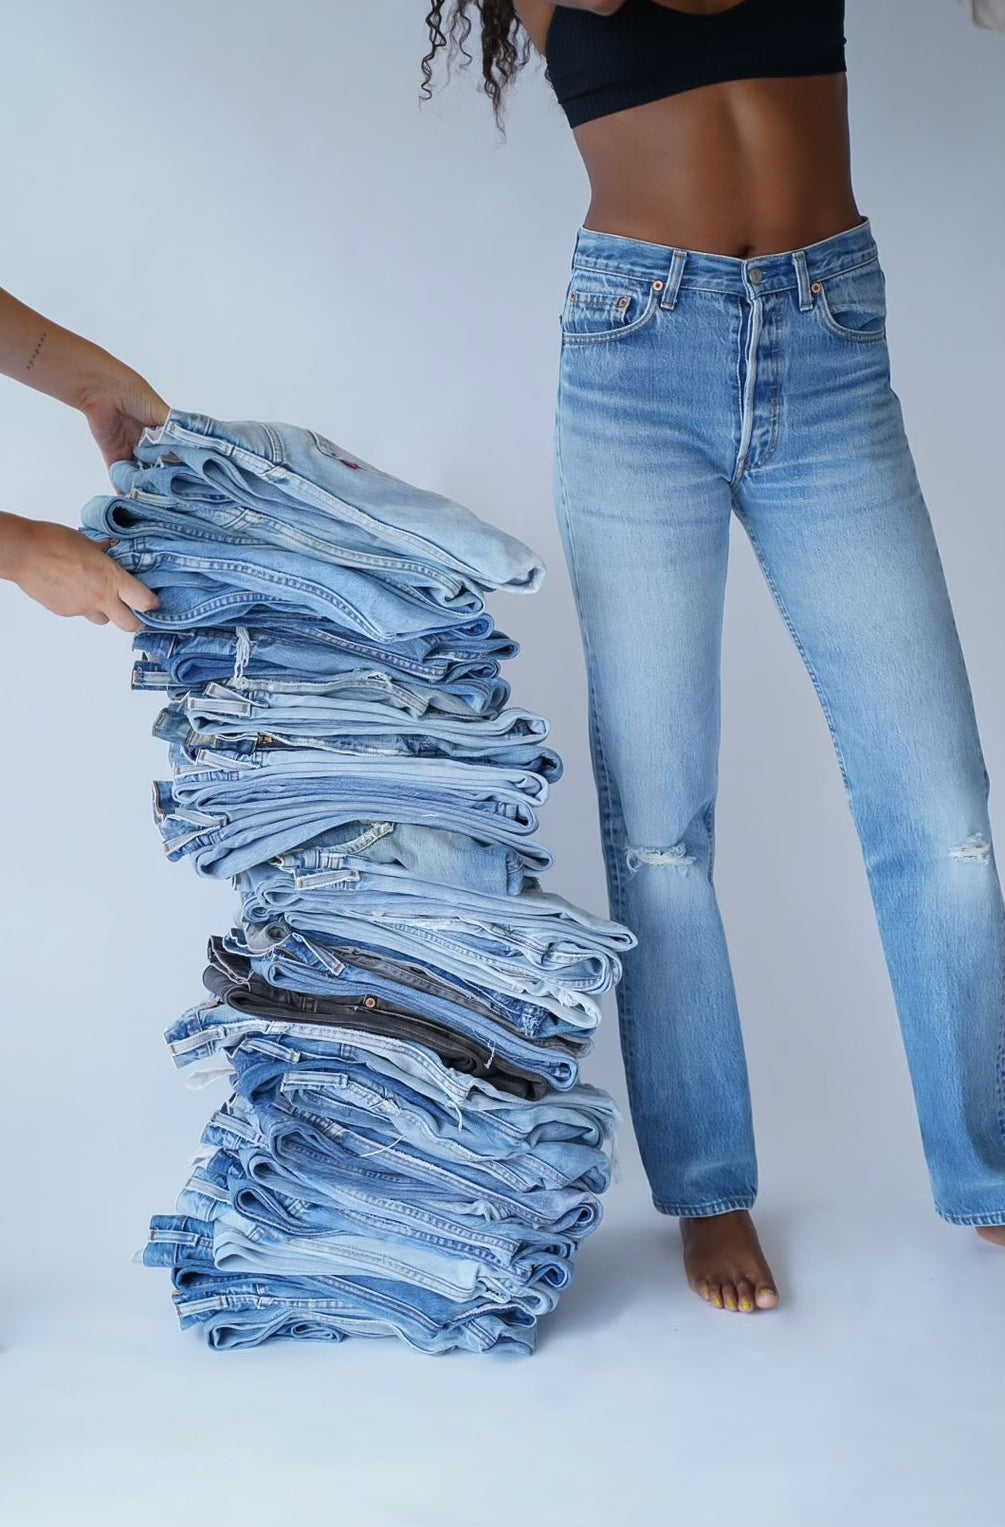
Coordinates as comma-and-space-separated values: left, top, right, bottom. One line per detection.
811, 282, 823, 294
653, 281, 664, 292
617, 296, 630, 308
364, 996, 377, 1009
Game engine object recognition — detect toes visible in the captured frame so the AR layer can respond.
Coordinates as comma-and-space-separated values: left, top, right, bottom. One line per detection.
736, 1278, 755, 1313
708, 1282, 723, 1309
721, 1281, 738, 1312
695, 1277, 711, 1302
755, 1282, 779, 1310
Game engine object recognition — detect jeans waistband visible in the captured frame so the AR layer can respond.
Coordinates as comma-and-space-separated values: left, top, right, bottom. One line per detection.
570, 218, 878, 304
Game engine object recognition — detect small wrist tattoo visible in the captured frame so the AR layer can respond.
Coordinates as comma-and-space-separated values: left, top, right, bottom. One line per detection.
25, 331, 48, 373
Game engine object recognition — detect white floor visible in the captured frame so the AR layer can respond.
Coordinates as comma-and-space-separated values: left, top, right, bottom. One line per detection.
2, 1172, 1001, 1527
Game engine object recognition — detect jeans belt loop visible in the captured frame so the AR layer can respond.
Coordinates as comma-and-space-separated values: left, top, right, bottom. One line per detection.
793, 249, 814, 312
659, 249, 687, 310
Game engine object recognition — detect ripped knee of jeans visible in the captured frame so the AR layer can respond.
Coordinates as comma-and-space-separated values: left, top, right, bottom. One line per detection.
625, 843, 695, 874
951, 833, 991, 865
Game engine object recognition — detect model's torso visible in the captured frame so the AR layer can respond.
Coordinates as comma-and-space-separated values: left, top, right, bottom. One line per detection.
517, 0, 860, 257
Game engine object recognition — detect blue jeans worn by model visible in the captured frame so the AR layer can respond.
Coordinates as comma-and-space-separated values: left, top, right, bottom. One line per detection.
555, 218, 1005, 1225
105, 410, 545, 597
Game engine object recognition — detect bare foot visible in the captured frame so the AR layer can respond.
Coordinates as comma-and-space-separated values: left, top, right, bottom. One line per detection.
976, 1226, 1005, 1248
680, 1210, 778, 1312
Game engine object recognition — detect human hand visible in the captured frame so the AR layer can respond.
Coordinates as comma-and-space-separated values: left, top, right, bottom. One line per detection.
0, 514, 159, 632
80, 368, 170, 468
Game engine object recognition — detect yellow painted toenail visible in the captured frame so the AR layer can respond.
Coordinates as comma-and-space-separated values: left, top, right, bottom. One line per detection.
713, 1297, 723, 1307
740, 1300, 753, 1311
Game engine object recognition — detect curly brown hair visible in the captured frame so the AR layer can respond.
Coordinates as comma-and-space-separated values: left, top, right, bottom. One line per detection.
421, 2, 533, 119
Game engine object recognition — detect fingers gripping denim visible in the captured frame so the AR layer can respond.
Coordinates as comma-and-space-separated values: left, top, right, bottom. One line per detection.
555, 220, 1005, 1225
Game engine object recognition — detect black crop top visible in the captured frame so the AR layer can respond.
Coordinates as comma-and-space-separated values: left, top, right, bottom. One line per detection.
546, 0, 846, 129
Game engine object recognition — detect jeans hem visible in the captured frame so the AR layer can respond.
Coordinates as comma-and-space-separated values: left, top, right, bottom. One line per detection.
935, 1206, 1005, 1228
653, 1194, 757, 1218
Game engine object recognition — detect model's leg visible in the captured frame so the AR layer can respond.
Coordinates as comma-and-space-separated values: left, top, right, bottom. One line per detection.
555, 263, 777, 1310
736, 263, 1005, 1233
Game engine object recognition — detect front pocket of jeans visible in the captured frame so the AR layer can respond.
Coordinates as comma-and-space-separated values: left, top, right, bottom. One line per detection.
814, 260, 888, 343
560, 272, 659, 344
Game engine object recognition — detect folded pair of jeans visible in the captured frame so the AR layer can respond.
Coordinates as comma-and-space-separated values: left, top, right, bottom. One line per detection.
105, 411, 545, 596
132, 622, 516, 717
153, 755, 545, 880
163, 683, 560, 772
174, 1152, 575, 1311
198, 1094, 605, 1236
194, 973, 551, 1102
227, 921, 600, 1043
237, 861, 627, 1010
205, 1026, 613, 1177
149, 1225, 538, 1354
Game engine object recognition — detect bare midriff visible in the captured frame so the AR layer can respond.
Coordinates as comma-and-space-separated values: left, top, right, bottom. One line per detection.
516, 2, 862, 257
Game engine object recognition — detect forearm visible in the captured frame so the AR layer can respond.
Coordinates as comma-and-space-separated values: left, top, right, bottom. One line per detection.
0, 287, 134, 413
0, 510, 33, 581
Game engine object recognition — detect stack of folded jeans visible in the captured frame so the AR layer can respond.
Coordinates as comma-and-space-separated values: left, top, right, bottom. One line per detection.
83, 412, 632, 1354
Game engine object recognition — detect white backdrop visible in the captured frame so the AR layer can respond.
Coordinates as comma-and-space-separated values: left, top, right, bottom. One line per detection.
1, 4, 1002, 1526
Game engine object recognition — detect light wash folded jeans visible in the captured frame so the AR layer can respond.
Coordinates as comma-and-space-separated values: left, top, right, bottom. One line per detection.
170, 682, 558, 768
108, 410, 544, 596
83, 528, 484, 640
146, 1219, 540, 1353
188, 1142, 601, 1248
175, 1153, 575, 1309
238, 860, 627, 1008
266, 817, 548, 897
201, 1096, 604, 1236
133, 617, 518, 689
218, 1033, 615, 1178
156, 705, 562, 786
226, 921, 599, 1042
152, 758, 544, 879
213, 1091, 605, 1225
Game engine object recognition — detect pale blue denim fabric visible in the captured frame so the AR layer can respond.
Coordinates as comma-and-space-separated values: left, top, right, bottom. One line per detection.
200, 1094, 604, 1232
225, 922, 599, 1043
110, 410, 545, 596
152, 755, 545, 879
99, 413, 629, 1351
146, 1219, 538, 1354
81, 524, 482, 640
555, 219, 1005, 1225
237, 860, 627, 1011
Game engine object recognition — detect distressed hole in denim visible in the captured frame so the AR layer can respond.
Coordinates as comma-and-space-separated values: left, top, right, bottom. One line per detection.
951, 834, 991, 864
626, 844, 695, 873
